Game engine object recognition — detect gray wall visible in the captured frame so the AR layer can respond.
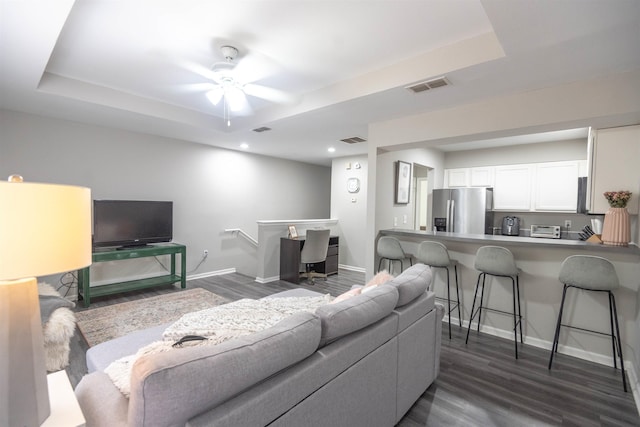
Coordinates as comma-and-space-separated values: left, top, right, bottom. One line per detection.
0, 109, 331, 285
331, 155, 367, 270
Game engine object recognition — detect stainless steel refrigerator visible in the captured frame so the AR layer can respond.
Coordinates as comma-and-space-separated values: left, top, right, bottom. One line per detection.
432, 188, 494, 234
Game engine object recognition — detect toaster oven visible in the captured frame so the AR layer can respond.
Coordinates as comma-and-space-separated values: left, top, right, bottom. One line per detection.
530, 224, 561, 239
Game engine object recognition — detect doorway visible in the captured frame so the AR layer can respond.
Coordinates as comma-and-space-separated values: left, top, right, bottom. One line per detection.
413, 164, 430, 231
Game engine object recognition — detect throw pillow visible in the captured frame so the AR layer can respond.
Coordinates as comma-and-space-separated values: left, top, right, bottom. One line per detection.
361, 270, 394, 293
331, 287, 362, 304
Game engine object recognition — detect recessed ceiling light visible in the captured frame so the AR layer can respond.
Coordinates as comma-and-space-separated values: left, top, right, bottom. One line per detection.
328, 147, 336, 153
240, 143, 249, 149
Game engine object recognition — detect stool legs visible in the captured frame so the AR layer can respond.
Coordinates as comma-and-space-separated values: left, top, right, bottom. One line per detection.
466, 273, 484, 343
466, 272, 522, 359
610, 291, 627, 392
549, 284, 569, 366
548, 286, 627, 392
438, 265, 462, 339
454, 265, 462, 327
378, 257, 412, 275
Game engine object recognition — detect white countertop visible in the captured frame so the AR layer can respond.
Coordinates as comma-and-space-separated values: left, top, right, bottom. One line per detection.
379, 229, 640, 255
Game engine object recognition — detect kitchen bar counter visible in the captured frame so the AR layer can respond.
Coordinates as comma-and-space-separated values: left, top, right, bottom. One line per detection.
376, 228, 640, 371
379, 229, 640, 255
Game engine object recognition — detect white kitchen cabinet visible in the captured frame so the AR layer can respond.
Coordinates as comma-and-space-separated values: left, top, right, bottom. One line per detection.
444, 168, 469, 187
470, 167, 494, 187
444, 167, 493, 187
534, 161, 580, 211
494, 165, 533, 211
589, 125, 640, 214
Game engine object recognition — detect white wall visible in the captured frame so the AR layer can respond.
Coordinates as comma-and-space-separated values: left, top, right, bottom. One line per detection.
0, 109, 331, 287
331, 155, 367, 270
374, 148, 444, 235
364, 147, 444, 277
443, 138, 588, 168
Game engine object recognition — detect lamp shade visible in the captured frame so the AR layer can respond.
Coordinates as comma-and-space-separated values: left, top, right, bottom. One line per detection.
0, 181, 92, 280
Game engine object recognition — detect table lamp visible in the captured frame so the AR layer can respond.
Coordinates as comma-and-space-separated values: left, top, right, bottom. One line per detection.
0, 175, 91, 427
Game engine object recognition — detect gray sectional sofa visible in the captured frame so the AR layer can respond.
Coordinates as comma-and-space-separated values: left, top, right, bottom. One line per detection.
75, 264, 443, 427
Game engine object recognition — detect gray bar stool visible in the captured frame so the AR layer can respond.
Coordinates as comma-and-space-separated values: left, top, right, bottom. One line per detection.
416, 241, 461, 339
465, 245, 523, 358
376, 236, 412, 275
548, 255, 627, 392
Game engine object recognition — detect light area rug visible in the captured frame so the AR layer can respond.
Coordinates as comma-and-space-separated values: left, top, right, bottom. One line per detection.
76, 288, 229, 347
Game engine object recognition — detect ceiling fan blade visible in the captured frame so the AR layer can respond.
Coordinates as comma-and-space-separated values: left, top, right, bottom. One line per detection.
232, 51, 278, 85
178, 82, 216, 93
243, 83, 298, 105
178, 60, 218, 81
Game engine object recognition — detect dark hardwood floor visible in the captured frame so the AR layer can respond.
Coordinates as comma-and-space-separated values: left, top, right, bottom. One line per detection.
67, 270, 639, 426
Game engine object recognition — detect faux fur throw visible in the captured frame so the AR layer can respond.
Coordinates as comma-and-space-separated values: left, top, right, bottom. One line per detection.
38, 282, 75, 324
105, 294, 331, 396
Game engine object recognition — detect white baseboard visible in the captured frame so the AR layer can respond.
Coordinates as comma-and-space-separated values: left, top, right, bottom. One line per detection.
256, 265, 364, 283
338, 264, 365, 273
187, 268, 236, 281
255, 275, 280, 284
627, 363, 640, 416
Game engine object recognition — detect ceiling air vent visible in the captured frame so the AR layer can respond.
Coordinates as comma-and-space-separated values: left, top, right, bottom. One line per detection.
405, 76, 451, 93
252, 126, 272, 133
340, 136, 367, 144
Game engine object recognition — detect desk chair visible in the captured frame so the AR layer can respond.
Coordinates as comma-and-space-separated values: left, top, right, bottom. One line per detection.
377, 236, 412, 275
299, 229, 331, 284
548, 255, 627, 392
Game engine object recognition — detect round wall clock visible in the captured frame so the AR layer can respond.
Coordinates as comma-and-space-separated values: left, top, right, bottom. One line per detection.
347, 177, 360, 193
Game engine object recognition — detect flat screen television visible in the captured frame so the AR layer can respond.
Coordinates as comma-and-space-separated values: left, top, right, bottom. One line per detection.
93, 200, 173, 249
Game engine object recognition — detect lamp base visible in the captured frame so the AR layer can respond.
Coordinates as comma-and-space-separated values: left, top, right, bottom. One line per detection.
0, 277, 51, 427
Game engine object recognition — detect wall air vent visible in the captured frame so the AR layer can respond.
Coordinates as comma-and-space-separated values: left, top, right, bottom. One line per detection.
252, 126, 272, 133
405, 76, 450, 93
340, 136, 367, 144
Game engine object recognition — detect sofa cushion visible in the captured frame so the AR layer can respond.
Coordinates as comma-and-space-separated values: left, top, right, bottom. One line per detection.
385, 263, 431, 307
86, 322, 171, 373
315, 285, 399, 347
127, 311, 321, 427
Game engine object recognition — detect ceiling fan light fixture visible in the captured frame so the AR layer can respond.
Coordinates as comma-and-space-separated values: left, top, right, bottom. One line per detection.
206, 87, 224, 105
225, 86, 245, 112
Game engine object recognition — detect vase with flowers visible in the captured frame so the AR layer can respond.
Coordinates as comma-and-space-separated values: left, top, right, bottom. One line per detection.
601, 190, 632, 246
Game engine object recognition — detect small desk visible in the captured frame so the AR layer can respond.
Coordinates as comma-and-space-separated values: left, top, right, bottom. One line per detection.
42, 370, 86, 427
78, 242, 186, 307
280, 236, 339, 284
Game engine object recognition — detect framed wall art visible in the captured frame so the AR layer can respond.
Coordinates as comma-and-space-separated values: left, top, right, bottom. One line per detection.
395, 161, 411, 204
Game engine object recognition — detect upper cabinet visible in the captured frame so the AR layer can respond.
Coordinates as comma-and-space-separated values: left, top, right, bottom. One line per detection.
444, 168, 469, 187
444, 166, 494, 187
588, 125, 640, 214
534, 161, 580, 211
494, 164, 533, 210
444, 160, 586, 212
469, 167, 494, 187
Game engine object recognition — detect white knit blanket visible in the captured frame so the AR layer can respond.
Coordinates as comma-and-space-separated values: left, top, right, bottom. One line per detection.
105, 295, 331, 396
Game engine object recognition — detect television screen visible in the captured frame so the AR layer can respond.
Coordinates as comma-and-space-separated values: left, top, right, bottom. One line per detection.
93, 200, 173, 248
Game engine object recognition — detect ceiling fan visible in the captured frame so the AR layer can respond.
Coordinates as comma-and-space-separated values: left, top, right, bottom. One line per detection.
191, 45, 295, 126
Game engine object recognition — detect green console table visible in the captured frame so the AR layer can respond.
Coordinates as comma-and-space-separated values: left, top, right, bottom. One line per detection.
77, 243, 186, 307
